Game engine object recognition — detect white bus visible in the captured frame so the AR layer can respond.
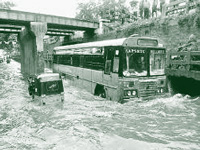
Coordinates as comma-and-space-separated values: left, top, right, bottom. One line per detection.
52, 36, 167, 102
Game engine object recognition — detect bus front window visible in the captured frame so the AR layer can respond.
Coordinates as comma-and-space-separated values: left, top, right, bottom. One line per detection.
150, 50, 165, 75
123, 53, 147, 77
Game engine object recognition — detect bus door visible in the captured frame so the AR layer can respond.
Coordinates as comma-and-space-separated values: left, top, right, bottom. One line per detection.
103, 47, 120, 86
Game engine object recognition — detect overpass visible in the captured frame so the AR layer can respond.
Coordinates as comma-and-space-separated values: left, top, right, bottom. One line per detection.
0, 9, 99, 76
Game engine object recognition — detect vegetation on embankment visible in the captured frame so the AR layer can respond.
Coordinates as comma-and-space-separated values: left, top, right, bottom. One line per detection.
95, 12, 200, 51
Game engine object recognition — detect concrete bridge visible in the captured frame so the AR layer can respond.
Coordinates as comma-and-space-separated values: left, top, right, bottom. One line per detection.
0, 9, 99, 76
165, 50, 200, 96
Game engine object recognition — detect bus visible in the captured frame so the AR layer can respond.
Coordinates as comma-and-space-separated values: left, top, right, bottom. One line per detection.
52, 35, 167, 102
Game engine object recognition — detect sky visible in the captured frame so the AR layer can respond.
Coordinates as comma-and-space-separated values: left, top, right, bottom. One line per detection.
4, 0, 170, 18
10, 0, 85, 18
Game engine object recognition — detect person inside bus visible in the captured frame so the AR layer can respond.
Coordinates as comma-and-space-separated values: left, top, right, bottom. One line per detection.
129, 54, 145, 74
136, 57, 146, 73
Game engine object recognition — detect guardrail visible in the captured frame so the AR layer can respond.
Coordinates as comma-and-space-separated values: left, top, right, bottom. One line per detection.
167, 51, 200, 71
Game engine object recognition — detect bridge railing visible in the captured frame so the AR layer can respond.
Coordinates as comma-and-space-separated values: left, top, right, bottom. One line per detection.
167, 51, 200, 71
165, 0, 196, 17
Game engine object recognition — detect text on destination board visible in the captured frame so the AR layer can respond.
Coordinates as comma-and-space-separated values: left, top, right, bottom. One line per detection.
126, 49, 145, 53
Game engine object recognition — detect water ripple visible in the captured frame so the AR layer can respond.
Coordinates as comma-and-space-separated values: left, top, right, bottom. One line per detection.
0, 60, 200, 150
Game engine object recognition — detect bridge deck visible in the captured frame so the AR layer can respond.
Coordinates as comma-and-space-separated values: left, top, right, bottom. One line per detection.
0, 9, 99, 30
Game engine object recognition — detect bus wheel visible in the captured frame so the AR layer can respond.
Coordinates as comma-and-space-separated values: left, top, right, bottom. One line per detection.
95, 85, 106, 98
98, 89, 106, 98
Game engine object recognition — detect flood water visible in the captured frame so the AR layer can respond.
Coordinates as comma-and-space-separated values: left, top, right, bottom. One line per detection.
0, 60, 200, 150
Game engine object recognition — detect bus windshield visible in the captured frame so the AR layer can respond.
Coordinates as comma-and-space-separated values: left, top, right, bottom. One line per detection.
123, 50, 147, 77
150, 49, 165, 75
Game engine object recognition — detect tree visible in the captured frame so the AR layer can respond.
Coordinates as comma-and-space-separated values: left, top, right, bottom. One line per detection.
0, 1, 15, 9
76, 0, 131, 24
130, 0, 138, 9
76, 1, 99, 22
0, 1, 16, 52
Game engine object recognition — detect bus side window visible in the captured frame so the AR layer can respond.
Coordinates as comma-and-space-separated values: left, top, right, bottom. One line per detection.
80, 56, 84, 67
105, 60, 111, 74
57, 55, 60, 64
113, 50, 119, 73
53, 55, 57, 64
72, 55, 80, 67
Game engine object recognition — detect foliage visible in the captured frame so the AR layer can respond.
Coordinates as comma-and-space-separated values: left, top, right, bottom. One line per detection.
178, 15, 190, 28
75, 1, 99, 22
0, 1, 15, 9
193, 13, 200, 28
160, 16, 172, 34
129, 0, 138, 9
96, 13, 178, 41
76, 0, 137, 24
178, 13, 200, 29
0, 1, 17, 53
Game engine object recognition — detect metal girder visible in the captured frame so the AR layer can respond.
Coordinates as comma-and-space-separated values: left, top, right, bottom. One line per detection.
46, 31, 73, 36
47, 28, 74, 34
0, 24, 23, 33
0, 24, 75, 35
0, 24, 23, 29
0, 28, 21, 33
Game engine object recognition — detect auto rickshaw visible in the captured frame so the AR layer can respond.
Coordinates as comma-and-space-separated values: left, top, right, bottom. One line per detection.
28, 73, 64, 105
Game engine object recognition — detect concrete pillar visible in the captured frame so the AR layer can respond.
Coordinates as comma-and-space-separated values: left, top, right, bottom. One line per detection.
97, 19, 110, 35
19, 22, 47, 77
17, 34, 25, 75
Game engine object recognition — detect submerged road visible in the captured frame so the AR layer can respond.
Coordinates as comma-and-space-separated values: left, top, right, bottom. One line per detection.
0, 60, 200, 150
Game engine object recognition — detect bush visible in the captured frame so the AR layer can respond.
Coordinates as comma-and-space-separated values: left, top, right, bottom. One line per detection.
194, 14, 200, 28
178, 13, 200, 28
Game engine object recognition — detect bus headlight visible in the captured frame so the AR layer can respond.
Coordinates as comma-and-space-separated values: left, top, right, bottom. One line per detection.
132, 90, 136, 96
124, 90, 137, 97
157, 88, 164, 93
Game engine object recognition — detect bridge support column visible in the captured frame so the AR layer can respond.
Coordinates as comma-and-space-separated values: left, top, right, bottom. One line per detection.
19, 22, 47, 76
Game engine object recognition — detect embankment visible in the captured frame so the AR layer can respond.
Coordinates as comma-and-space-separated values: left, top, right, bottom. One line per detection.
96, 13, 200, 50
